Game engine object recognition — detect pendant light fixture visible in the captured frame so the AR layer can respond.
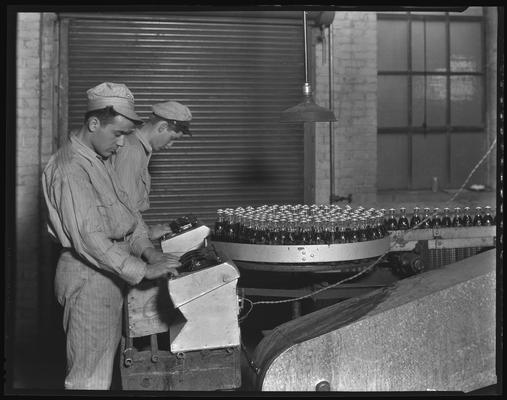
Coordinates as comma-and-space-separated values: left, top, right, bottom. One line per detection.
280, 11, 336, 123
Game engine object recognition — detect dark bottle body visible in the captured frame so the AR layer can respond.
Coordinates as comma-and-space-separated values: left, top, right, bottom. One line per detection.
432, 208, 441, 228
386, 209, 398, 231
482, 206, 495, 226
441, 208, 452, 227
462, 207, 473, 227
397, 208, 410, 230
473, 207, 483, 226
421, 208, 432, 229
452, 207, 463, 227
410, 207, 422, 228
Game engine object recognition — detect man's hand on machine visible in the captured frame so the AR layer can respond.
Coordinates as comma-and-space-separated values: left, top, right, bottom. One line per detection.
148, 223, 173, 240
142, 247, 178, 264
144, 259, 181, 280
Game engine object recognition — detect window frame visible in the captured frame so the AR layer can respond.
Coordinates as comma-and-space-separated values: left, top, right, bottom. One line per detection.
377, 11, 486, 189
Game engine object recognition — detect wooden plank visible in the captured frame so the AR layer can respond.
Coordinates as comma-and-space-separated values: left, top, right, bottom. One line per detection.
126, 279, 172, 338
252, 249, 497, 392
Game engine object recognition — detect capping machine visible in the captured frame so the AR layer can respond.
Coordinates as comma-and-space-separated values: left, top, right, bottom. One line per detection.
120, 210, 497, 392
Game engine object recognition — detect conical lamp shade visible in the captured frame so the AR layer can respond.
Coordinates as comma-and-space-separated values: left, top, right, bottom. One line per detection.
280, 96, 336, 122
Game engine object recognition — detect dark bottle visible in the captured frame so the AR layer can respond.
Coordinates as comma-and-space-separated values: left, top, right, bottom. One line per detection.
397, 207, 410, 230
441, 207, 452, 227
256, 219, 268, 244
386, 208, 399, 231
368, 216, 379, 240
462, 207, 473, 227
268, 219, 280, 245
452, 207, 463, 227
482, 206, 495, 226
246, 217, 256, 244
349, 218, 360, 243
379, 209, 388, 231
298, 219, 311, 245
278, 218, 288, 245
421, 207, 432, 229
377, 211, 388, 237
473, 206, 483, 226
337, 219, 348, 243
313, 220, 326, 245
432, 208, 442, 228
373, 216, 384, 239
232, 211, 242, 242
214, 209, 225, 241
358, 218, 369, 242
410, 207, 422, 228
325, 220, 336, 244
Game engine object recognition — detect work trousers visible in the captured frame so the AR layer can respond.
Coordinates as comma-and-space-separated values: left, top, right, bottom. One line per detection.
55, 249, 127, 390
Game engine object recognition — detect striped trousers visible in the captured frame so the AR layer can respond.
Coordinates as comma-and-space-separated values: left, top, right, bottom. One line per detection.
55, 249, 126, 390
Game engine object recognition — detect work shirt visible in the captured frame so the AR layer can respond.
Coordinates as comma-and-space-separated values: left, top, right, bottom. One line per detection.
111, 130, 151, 212
42, 134, 153, 286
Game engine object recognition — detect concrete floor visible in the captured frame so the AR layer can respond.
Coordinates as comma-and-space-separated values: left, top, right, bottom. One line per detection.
8, 188, 499, 393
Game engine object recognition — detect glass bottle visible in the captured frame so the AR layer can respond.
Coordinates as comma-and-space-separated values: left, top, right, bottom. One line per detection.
410, 207, 422, 228
275, 218, 285, 245
313, 219, 325, 245
256, 218, 268, 244
268, 218, 280, 245
367, 216, 378, 240
287, 218, 297, 245
397, 207, 410, 230
432, 208, 441, 228
222, 211, 232, 242
349, 218, 359, 243
214, 209, 225, 241
379, 209, 388, 230
462, 206, 473, 227
246, 216, 256, 244
325, 219, 335, 244
337, 219, 348, 243
386, 208, 399, 231
441, 207, 452, 227
421, 207, 432, 229
482, 206, 495, 226
473, 206, 483, 226
299, 219, 311, 245
358, 217, 369, 242
452, 207, 463, 227
377, 211, 388, 237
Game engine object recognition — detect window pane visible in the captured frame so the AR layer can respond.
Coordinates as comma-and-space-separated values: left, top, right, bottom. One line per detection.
412, 75, 447, 127
411, 20, 447, 72
426, 21, 447, 71
450, 132, 487, 188
411, 20, 425, 71
450, 21, 482, 72
412, 133, 447, 189
450, 75, 483, 125
378, 20, 408, 71
378, 76, 408, 127
378, 134, 409, 189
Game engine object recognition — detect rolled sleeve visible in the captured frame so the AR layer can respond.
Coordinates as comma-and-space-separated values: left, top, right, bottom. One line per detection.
119, 256, 147, 286
129, 214, 155, 257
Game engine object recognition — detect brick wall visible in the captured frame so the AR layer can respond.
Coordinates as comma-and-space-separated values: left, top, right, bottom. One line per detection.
16, 12, 58, 343
313, 12, 378, 205
484, 7, 498, 190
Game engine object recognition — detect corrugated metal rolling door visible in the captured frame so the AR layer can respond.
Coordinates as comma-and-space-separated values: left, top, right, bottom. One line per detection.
65, 14, 305, 226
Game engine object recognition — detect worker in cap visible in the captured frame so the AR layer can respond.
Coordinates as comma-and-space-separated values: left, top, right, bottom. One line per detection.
112, 100, 192, 240
42, 83, 180, 390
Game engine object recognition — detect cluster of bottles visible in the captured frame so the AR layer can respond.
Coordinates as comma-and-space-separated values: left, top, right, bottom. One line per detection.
212, 204, 389, 245
384, 205, 496, 231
